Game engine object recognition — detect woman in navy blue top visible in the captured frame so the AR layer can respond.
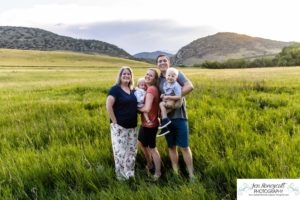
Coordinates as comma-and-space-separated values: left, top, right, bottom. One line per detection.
106, 66, 138, 181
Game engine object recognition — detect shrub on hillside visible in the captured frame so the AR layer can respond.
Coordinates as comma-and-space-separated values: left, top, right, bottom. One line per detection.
192, 43, 300, 68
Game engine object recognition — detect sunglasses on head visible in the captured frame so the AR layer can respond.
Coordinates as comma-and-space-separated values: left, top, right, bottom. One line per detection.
158, 59, 168, 63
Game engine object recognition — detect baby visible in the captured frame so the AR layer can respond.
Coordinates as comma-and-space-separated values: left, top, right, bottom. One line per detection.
134, 78, 151, 125
157, 67, 182, 137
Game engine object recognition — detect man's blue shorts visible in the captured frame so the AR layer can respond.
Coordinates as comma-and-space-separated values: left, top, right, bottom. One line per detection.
165, 119, 189, 148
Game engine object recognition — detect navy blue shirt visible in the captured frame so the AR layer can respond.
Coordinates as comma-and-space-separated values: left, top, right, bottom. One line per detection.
108, 85, 137, 128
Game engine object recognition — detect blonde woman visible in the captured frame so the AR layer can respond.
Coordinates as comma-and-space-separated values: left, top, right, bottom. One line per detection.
106, 66, 138, 181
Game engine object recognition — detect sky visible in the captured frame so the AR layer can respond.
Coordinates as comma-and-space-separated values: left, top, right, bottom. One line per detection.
0, 0, 299, 54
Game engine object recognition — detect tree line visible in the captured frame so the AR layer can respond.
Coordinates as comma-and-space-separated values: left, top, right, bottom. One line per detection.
192, 43, 300, 68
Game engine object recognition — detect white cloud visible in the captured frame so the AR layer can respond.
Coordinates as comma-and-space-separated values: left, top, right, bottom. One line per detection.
46, 20, 219, 54
0, 0, 300, 53
0, 1, 169, 26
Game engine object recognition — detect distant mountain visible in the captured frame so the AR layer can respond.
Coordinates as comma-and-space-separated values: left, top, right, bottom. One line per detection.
173, 32, 293, 66
133, 51, 173, 60
0, 26, 131, 58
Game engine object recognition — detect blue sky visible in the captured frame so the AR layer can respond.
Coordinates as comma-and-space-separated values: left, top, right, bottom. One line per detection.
0, 0, 299, 54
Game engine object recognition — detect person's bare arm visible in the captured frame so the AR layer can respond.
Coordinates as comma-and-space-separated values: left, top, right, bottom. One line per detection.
106, 95, 117, 124
163, 95, 181, 101
181, 80, 194, 96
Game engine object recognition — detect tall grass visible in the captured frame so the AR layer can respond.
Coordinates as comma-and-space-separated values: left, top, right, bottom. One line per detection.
1, 50, 300, 199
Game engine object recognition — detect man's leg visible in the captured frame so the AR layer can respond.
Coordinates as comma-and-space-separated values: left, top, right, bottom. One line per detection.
174, 119, 194, 178
168, 146, 179, 174
181, 147, 194, 178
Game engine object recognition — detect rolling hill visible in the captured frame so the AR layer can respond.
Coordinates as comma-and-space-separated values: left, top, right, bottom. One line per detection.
133, 51, 173, 60
173, 32, 294, 66
0, 26, 132, 58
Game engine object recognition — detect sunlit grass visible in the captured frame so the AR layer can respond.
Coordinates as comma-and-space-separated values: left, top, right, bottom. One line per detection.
0, 48, 150, 67
0, 49, 300, 199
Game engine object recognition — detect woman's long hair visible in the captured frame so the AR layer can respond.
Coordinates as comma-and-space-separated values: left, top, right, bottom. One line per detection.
116, 66, 134, 90
148, 68, 159, 88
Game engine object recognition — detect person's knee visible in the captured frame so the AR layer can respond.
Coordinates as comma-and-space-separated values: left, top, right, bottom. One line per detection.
180, 147, 191, 153
149, 147, 156, 152
138, 140, 147, 150
168, 146, 177, 153
149, 147, 159, 155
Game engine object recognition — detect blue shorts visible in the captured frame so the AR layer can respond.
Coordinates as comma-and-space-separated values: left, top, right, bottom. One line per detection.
165, 119, 189, 148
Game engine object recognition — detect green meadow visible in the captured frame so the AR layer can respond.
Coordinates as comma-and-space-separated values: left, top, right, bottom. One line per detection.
1, 49, 300, 199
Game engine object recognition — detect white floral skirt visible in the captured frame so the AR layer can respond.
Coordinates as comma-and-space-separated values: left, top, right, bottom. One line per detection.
110, 123, 137, 180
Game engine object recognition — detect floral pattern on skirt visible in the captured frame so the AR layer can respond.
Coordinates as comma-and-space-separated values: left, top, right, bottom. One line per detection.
110, 123, 137, 180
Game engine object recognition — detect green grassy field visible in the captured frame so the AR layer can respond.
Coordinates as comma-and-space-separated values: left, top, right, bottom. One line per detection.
1, 49, 300, 199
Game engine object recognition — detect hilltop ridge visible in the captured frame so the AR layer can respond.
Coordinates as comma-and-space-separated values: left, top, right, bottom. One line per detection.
173, 32, 293, 66
0, 26, 132, 58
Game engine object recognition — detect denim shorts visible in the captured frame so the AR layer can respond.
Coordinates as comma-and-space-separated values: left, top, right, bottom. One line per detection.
165, 119, 189, 148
